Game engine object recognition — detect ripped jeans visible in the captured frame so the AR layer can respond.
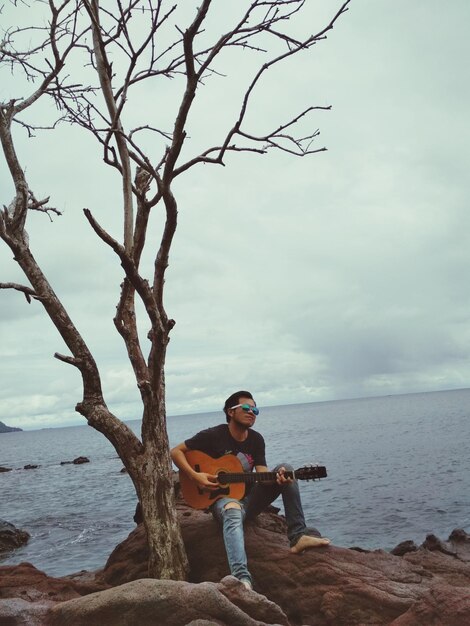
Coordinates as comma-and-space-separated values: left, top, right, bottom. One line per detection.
211, 463, 308, 585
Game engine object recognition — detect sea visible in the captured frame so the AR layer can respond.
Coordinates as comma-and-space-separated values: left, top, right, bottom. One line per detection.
1, 388, 469, 577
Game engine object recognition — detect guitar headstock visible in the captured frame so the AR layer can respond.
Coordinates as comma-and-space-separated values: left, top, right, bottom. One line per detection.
294, 464, 327, 481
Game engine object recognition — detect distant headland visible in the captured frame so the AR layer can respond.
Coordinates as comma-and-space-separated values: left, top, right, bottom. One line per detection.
0, 420, 22, 433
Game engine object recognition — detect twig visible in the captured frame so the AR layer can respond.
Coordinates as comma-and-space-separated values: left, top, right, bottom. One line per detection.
0, 282, 42, 303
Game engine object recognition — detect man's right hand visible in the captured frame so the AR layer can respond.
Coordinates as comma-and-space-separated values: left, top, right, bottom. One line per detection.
170, 443, 219, 491
192, 471, 219, 490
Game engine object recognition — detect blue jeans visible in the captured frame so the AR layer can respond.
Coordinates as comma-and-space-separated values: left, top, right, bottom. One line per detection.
211, 463, 308, 585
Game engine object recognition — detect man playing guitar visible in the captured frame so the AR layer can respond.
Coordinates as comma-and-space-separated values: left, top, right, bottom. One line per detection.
170, 390, 330, 590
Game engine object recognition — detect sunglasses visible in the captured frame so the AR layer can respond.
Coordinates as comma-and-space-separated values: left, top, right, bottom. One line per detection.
230, 403, 259, 416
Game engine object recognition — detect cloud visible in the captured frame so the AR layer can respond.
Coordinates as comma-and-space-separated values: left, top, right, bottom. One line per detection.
1, 1, 470, 429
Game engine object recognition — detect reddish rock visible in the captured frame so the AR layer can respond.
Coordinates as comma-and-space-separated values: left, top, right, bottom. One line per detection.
60, 456, 90, 466
73, 456, 90, 465
389, 584, 470, 626
100, 503, 470, 626
0, 561, 108, 603
0, 562, 109, 626
449, 528, 470, 544
390, 540, 418, 556
0, 520, 30, 554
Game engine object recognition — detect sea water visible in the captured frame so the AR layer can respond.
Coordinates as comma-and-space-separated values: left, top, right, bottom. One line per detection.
1, 388, 469, 576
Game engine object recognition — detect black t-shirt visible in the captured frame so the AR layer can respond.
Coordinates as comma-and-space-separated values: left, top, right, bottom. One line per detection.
185, 423, 267, 473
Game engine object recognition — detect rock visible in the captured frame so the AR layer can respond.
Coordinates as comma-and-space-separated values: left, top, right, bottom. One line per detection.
60, 457, 90, 466
389, 584, 470, 625
0, 520, 30, 554
100, 508, 470, 626
403, 549, 470, 587
449, 528, 470, 543
73, 456, 90, 465
46, 577, 289, 626
0, 466, 12, 472
23, 464, 39, 470
421, 533, 456, 556
0, 562, 107, 602
0, 597, 55, 626
391, 528, 470, 564
0, 562, 108, 626
391, 540, 418, 556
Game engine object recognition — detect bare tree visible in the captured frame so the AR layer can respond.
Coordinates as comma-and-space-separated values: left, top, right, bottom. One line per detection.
0, 0, 350, 579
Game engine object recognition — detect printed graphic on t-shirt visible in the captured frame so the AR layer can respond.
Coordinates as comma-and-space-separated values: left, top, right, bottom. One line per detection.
237, 452, 254, 472
222, 450, 253, 471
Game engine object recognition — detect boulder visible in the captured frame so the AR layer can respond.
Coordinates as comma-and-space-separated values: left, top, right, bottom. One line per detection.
0, 561, 108, 603
402, 534, 470, 587
389, 584, 470, 626
0, 466, 12, 472
46, 577, 290, 626
99, 505, 470, 626
0, 562, 108, 626
390, 540, 418, 556
60, 457, 90, 466
23, 465, 39, 470
0, 521, 30, 554
73, 456, 90, 465
449, 528, 470, 544
0, 597, 55, 626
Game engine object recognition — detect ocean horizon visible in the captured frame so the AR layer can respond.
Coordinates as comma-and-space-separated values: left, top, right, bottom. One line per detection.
4, 385, 468, 433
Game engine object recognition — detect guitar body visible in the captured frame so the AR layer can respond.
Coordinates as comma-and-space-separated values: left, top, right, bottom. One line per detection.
180, 450, 246, 509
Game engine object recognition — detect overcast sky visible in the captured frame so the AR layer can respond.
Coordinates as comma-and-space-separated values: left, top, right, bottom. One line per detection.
1, 0, 470, 430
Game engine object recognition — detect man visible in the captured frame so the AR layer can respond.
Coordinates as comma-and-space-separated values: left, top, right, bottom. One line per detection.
170, 390, 330, 590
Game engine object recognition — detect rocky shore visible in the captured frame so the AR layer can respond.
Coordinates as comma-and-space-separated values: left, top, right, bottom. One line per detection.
1, 499, 470, 626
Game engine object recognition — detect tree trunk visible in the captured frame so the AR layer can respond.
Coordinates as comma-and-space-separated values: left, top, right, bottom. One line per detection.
138, 445, 188, 580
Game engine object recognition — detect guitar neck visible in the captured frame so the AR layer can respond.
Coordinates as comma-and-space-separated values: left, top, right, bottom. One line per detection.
220, 470, 294, 484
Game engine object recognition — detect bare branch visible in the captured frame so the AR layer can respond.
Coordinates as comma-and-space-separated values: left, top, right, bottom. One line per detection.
0, 1, 89, 233
8, 7, 90, 117
0, 281, 42, 303
173, 108, 331, 177
27, 191, 62, 219
161, 0, 212, 184
211, 1, 350, 165
54, 352, 81, 367
129, 125, 172, 142
83, 207, 165, 336
12, 116, 61, 137
82, 0, 134, 253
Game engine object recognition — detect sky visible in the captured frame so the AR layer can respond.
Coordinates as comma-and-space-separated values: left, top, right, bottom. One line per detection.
1, 0, 470, 430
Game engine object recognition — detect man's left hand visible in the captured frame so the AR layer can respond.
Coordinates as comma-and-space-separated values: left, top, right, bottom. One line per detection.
276, 467, 293, 485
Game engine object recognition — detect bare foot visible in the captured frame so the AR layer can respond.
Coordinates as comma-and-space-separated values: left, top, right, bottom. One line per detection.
290, 535, 331, 554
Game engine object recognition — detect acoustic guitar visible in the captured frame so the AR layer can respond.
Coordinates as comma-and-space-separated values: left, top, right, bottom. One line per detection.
180, 449, 327, 509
